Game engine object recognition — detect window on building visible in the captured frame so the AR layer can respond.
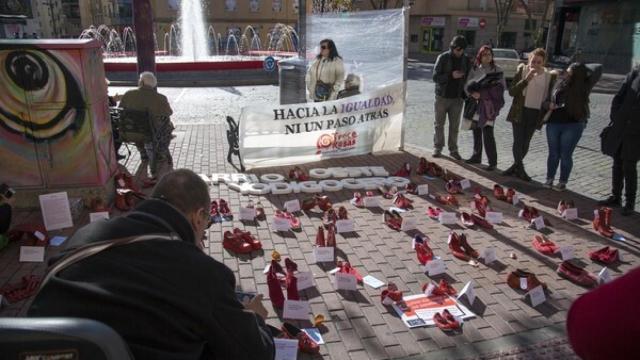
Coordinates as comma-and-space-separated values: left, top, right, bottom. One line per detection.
525, 19, 537, 31
456, 30, 476, 49
421, 28, 444, 53
500, 32, 517, 48
410, 34, 418, 43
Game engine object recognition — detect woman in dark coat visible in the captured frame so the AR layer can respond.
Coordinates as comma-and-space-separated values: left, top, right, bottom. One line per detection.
599, 64, 640, 215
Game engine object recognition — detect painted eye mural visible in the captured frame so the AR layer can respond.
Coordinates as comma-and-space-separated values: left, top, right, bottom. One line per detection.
0, 47, 85, 141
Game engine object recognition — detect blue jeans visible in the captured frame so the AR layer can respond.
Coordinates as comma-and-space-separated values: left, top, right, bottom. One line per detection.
546, 122, 586, 183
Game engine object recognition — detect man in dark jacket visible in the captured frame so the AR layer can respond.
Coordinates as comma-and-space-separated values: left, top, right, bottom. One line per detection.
599, 65, 640, 216
432, 35, 471, 160
28, 169, 275, 359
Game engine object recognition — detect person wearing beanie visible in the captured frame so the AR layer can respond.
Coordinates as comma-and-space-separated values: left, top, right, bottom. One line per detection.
432, 35, 472, 160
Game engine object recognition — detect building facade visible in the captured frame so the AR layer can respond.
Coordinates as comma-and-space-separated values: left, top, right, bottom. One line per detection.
1, 0, 40, 38
547, 0, 640, 74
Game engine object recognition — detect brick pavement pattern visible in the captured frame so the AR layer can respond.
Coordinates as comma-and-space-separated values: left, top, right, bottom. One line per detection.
1, 67, 639, 359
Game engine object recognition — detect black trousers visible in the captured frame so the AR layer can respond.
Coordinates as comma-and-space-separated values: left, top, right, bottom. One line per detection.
471, 125, 497, 166
612, 148, 638, 207
512, 108, 540, 166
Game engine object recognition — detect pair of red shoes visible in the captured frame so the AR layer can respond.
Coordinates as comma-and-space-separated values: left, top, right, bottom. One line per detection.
302, 195, 332, 212
0, 275, 41, 303
336, 261, 363, 282
394, 162, 412, 177
458, 212, 493, 229
267, 256, 300, 307
384, 210, 403, 231
315, 225, 336, 247
280, 322, 320, 354
507, 269, 547, 292
448, 232, 478, 261
532, 234, 558, 255
433, 309, 461, 332
416, 158, 445, 178
436, 194, 459, 207
413, 235, 434, 265
493, 184, 516, 203
422, 279, 457, 296
7, 224, 49, 246
210, 199, 232, 219
275, 209, 301, 230
379, 185, 398, 199
445, 180, 463, 194
223, 228, 261, 254
351, 191, 375, 208
592, 207, 614, 238
393, 193, 413, 209
557, 261, 598, 288
381, 282, 403, 305
589, 246, 619, 264
246, 200, 265, 220
406, 183, 418, 195
426, 207, 443, 219
288, 166, 310, 182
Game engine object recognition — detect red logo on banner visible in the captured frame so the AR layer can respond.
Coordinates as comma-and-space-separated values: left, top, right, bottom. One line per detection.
316, 131, 358, 154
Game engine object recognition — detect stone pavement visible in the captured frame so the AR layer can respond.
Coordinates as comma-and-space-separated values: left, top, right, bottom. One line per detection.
2, 122, 640, 359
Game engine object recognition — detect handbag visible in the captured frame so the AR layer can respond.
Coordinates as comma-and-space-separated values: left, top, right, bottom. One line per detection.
463, 98, 479, 120
315, 80, 332, 100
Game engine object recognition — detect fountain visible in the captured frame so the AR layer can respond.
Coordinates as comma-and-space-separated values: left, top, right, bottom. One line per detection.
82, 0, 299, 85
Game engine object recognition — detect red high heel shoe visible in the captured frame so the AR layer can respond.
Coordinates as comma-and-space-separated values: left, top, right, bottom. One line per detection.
337, 206, 348, 220
416, 157, 428, 175
326, 224, 336, 247
219, 199, 232, 218
394, 162, 411, 177
315, 226, 326, 247
351, 192, 364, 207
493, 184, 506, 201
322, 208, 338, 227
267, 266, 285, 309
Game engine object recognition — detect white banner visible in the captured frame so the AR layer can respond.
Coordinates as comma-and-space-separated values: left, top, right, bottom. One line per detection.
240, 82, 404, 168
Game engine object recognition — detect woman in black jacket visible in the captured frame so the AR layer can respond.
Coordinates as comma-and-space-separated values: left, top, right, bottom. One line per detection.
599, 65, 640, 215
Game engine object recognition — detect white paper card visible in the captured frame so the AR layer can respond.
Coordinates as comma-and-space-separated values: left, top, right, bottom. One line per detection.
486, 212, 504, 224
39, 192, 73, 231
334, 272, 358, 290
263, 264, 271, 274
313, 247, 334, 263
559, 246, 574, 261
481, 247, 497, 264
363, 197, 380, 208
533, 216, 546, 230
438, 212, 457, 225
457, 281, 476, 305
19, 246, 45, 262
563, 208, 578, 220
284, 200, 301, 213
512, 193, 521, 205
519, 277, 528, 290
336, 219, 355, 233
417, 184, 429, 195
283, 300, 311, 320
239, 207, 257, 221
89, 211, 110, 222
424, 283, 435, 296
460, 179, 471, 189
274, 338, 299, 360
272, 217, 291, 232
528, 285, 546, 307
362, 275, 385, 289
424, 258, 446, 276
400, 217, 417, 231
598, 267, 612, 284
34, 231, 45, 241
296, 271, 315, 290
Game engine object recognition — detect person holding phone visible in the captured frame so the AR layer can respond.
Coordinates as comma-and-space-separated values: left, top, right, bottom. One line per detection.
0, 184, 15, 251
306, 39, 345, 102
503, 48, 557, 181
543, 63, 602, 191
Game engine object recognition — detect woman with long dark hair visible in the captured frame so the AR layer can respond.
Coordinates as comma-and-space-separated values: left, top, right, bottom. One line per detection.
544, 63, 602, 190
306, 39, 345, 102
462, 45, 506, 171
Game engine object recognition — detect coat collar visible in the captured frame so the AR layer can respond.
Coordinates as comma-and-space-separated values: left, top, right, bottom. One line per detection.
130, 199, 196, 245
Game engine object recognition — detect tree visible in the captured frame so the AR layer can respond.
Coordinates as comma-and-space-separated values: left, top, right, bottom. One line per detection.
494, 0, 515, 47
518, 0, 554, 47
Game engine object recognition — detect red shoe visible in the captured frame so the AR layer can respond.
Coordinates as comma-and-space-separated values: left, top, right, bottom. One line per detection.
282, 322, 320, 354
381, 282, 403, 304
223, 231, 253, 254
445, 180, 463, 194
557, 261, 598, 288
338, 206, 348, 220
394, 162, 411, 177
338, 261, 363, 282
459, 233, 479, 258
315, 226, 326, 247
234, 228, 262, 250
460, 212, 475, 227
276, 210, 301, 230
288, 166, 309, 182
471, 213, 493, 230
267, 266, 285, 309
315, 195, 332, 212
519, 205, 536, 222
286, 271, 300, 300
219, 199, 232, 218
393, 193, 413, 209
437, 194, 459, 207
322, 208, 338, 227
589, 246, 619, 264
351, 192, 364, 207
415, 242, 434, 265
507, 269, 547, 291
285, 258, 298, 273
448, 232, 470, 261
493, 184, 506, 201
426, 162, 444, 178
0, 275, 41, 303
406, 183, 418, 195
505, 188, 516, 204
426, 207, 442, 219
255, 201, 265, 219
302, 197, 317, 211
326, 224, 336, 247
425, 279, 457, 296
442, 309, 461, 329
433, 312, 459, 332
532, 234, 558, 255
379, 185, 398, 199
384, 210, 402, 231
416, 157, 428, 175
593, 207, 614, 238
115, 190, 131, 212
473, 195, 491, 217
